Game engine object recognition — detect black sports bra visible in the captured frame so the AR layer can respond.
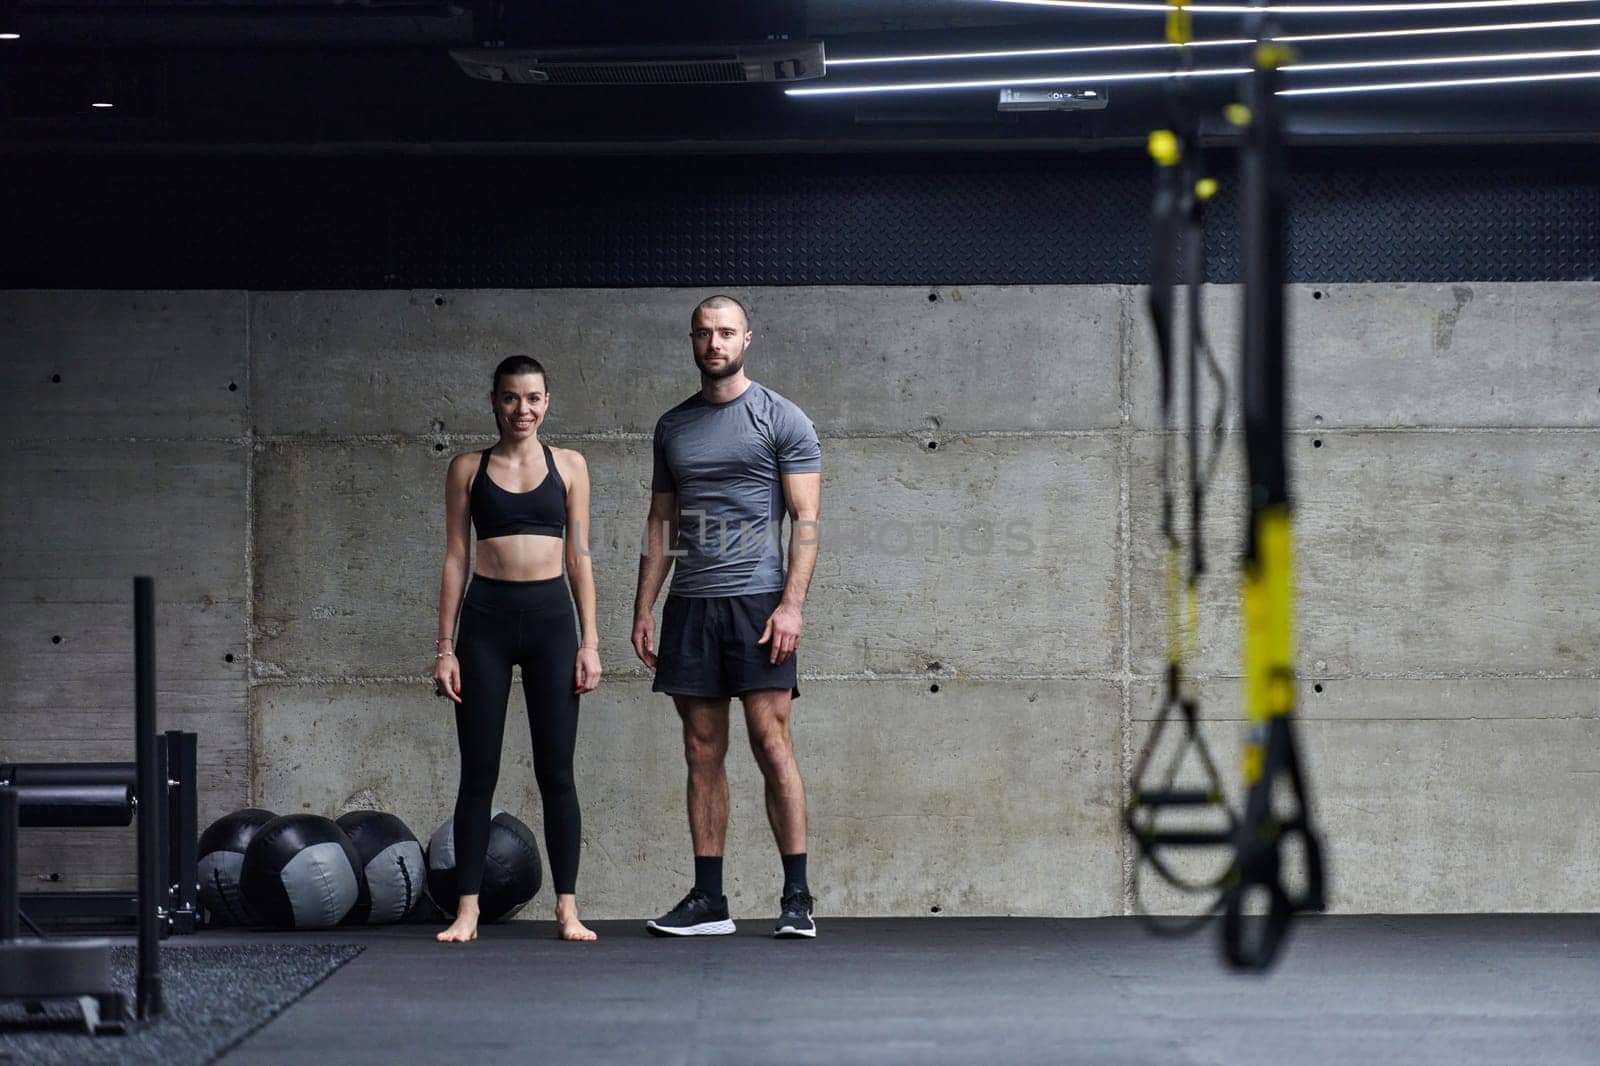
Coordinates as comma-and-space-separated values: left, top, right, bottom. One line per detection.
469, 445, 567, 541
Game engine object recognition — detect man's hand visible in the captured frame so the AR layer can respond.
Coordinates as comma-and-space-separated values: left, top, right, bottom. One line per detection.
631, 612, 657, 669
757, 601, 803, 665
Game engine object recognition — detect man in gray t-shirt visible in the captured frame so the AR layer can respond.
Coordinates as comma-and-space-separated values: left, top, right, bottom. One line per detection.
632, 294, 822, 941
651, 381, 821, 596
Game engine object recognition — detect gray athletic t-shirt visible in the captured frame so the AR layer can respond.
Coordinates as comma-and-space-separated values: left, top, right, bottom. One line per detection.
651, 382, 822, 598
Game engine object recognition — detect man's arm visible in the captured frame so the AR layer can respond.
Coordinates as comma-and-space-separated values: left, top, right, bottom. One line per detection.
631, 490, 678, 668
780, 472, 821, 609
759, 471, 820, 665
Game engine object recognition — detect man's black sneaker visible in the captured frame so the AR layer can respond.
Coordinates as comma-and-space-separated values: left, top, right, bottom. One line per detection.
774, 889, 816, 939
646, 889, 736, 937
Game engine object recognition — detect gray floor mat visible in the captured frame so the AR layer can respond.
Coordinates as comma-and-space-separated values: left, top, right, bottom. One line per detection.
0, 943, 362, 1066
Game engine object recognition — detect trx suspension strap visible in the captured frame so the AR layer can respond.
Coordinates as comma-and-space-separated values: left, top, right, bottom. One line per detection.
1221, 5, 1327, 971
1124, 0, 1236, 935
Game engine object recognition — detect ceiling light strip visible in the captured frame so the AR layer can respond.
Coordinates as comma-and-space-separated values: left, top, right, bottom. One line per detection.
990, 0, 1599, 14
787, 67, 1249, 96
1293, 46, 1600, 71
829, 41, 1243, 68
791, 45, 1600, 96
1281, 67, 1600, 92
828, 18, 1600, 67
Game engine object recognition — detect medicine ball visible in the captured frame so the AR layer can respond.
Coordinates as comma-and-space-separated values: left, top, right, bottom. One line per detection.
197, 807, 277, 926
240, 813, 364, 930
335, 810, 426, 925
425, 810, 542, 923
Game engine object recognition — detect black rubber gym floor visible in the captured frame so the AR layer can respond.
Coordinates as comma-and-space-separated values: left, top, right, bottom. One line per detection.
199, 916, 1597, 1066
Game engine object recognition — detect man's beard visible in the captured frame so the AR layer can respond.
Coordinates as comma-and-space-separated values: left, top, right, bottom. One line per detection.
696, 350, 746, 381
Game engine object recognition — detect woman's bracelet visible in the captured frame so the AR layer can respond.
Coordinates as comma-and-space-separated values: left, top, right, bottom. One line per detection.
435, 650, 455, 659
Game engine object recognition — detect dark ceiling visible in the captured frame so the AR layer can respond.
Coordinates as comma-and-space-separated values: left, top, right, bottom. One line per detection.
1, 0, 1597, 154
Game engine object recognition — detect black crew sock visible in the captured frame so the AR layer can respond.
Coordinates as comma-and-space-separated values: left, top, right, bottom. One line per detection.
694, 856, 724, 900
781, 852, 808, 896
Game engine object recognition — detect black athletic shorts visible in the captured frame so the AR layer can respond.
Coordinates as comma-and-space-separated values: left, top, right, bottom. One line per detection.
652, 591, 800, 700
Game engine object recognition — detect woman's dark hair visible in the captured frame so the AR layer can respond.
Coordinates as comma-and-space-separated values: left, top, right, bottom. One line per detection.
492, 355, 548, 393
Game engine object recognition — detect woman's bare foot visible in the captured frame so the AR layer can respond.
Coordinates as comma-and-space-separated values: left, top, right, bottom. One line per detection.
437, 898, 481, 943
556, 894, 597, 942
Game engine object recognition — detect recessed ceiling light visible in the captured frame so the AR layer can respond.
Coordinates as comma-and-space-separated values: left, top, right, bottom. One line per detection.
91, 101, 114, 109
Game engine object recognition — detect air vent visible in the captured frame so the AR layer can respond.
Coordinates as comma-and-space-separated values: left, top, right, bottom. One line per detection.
452, 41, 825, 87
542, 60, 748, 86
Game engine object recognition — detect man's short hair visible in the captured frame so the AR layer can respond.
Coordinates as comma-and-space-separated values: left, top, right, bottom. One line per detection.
692, 294, 749, 331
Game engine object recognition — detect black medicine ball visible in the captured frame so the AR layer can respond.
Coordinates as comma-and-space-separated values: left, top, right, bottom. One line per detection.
197, 807, 277, 926
425, 810, 542, 923
336, 810, 426, 924
240, 813, 364, 930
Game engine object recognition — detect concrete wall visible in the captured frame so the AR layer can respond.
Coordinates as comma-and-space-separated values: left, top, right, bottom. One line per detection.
2, 283, 1596, 917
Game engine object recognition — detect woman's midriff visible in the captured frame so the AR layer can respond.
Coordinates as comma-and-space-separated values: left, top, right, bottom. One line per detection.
474, 534, 566, 582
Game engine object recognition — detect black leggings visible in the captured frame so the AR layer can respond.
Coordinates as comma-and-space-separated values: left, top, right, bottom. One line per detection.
453, 574, 581, 896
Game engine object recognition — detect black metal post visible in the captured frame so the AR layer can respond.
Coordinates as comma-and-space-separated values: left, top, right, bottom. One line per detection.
155, 735, 173, 930
165, 726, 200, 928
0, 787, 17, 943
1241, 17, 1288, 521
134, 577, 164, 1019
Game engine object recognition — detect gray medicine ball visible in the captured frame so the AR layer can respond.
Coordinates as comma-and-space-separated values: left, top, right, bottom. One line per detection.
240, 813, 364, 930
197, 807, 277, 926
335, 810, 426, 924
425, 810, 542, 923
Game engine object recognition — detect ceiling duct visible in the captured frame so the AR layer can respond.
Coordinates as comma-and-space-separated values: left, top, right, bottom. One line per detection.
454, 0, 820, 86
452, 41, 824, 86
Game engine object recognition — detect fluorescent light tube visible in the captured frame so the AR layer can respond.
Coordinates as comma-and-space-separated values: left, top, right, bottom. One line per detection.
791, 46, 1600, 97
1282, 68, 1600, 93
990, 0, 1599, 15
829, 18, 1600, 67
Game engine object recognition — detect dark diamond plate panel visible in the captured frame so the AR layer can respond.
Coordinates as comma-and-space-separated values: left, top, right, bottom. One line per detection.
2, 149, 1596, 289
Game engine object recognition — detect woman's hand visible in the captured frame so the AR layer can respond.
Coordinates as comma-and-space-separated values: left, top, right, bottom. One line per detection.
575, 646, 603, 695
433, 651, 462, 704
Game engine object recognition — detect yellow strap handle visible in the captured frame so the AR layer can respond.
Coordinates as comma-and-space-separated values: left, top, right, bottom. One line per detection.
1166, 0, 1192, 46
1242, 505, 1298, 736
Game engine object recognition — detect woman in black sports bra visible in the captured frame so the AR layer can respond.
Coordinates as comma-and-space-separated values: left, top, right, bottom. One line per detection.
432, 354, 602, 944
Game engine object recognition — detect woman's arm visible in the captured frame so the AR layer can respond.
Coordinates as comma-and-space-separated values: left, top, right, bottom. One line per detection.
433, 452, 476, 703
561, 449, 603, 694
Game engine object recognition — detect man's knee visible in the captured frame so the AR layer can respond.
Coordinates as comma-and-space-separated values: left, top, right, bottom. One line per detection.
751, 731, 795, 778
677, 698, 729, 772
744, 691, 794, 764
684, 731, 728, 774
682, 713, 729, 774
